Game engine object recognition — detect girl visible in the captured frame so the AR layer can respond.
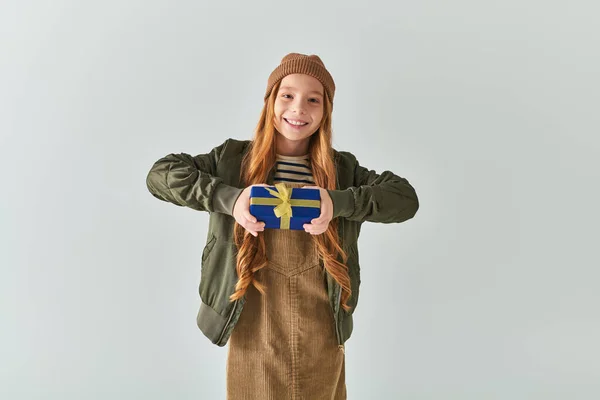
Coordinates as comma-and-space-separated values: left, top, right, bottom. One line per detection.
146, 53, 419, 399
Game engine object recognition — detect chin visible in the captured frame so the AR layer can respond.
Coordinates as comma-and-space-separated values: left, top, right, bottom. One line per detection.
283, 132, 313, 141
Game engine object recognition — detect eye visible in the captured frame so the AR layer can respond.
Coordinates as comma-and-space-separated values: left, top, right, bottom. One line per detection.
309, 98, 320, 103
282, 94, 292, 99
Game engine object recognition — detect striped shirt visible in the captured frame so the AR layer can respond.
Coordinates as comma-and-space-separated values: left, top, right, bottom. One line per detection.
273, 154, 315, 184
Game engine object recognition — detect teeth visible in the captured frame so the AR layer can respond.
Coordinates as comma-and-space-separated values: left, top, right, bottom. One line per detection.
286, 118, 307, 126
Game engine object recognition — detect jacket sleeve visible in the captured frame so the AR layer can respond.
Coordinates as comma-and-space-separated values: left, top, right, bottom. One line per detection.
145, 139, 244, 216
327, 155, 419, 223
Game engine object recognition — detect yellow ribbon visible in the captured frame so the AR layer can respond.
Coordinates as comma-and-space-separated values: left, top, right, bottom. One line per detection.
250, 183, 320, 229
266, 183, 293, 220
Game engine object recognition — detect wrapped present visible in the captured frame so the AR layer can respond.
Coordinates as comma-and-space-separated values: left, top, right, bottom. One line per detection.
249, 183, 321, 230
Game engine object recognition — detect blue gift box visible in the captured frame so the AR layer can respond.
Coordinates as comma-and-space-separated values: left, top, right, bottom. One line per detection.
249, 183, 321, 230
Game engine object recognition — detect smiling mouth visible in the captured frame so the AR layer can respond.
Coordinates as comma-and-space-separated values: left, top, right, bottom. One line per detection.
284, 118, 309, 127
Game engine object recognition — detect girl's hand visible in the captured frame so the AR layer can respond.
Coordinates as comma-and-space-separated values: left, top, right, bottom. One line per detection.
233, 184, 269, 237
301, 185, 333, 235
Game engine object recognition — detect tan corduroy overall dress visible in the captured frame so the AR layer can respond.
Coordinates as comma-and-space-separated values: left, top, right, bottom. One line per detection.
226, 181, 346, 400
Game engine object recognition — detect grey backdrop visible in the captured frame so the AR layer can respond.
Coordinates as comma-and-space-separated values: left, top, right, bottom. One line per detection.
2, 1, 599, 399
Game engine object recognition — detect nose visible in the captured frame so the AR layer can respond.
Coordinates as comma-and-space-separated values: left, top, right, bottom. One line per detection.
290, 98, 306, 115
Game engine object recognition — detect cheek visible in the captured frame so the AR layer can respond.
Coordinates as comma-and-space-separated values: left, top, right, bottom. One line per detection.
314, 110, 324, 125
272, 113, 282, 129
272, 106, 281, 123
273, 101, 283, 117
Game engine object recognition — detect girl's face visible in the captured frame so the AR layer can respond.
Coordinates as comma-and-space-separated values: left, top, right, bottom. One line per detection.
273, 74, 324, 155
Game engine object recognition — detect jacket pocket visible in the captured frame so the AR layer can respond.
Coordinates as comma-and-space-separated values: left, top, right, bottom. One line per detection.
201, 234, 217, 265
345, 242, 361, 315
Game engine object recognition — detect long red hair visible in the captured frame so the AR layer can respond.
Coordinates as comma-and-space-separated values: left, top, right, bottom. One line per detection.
229, 80, 352, 312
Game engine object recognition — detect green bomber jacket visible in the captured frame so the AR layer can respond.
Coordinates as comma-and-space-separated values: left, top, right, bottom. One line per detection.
146, 138, 419, 347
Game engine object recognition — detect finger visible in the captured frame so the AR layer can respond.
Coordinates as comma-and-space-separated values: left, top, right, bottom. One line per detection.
245, 213, 265, 228
303, 224, 318, 234
247, 220, 265, 231
311, 223, 328, 234
244, 224, 264, 237
308, 227, 324, 235
308, 218, 326, 226
315, 225, 327, 234
243, 210, 257, 223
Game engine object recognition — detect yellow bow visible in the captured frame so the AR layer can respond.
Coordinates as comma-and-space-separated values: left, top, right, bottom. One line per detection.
265, 183, 293, 220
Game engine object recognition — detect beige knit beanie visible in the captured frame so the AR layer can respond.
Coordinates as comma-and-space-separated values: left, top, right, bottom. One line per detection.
264, 53, 336, 103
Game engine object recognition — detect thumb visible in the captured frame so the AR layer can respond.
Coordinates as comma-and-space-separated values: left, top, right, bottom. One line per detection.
243, 209, 257, 223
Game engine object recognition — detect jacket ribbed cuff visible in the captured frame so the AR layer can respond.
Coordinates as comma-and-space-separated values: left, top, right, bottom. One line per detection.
327, 189, 354, 219
212, 183, 244, 216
